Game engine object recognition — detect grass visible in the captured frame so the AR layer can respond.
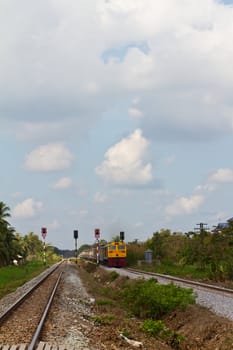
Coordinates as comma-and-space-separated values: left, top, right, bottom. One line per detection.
120, 278, 196, 319
78, 261, 195, 349
0, 261, 47, 298
139, 263, 212, 280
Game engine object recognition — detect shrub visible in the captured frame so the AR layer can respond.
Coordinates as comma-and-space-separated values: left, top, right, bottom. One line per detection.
121, 328, 131, 338
108, 270, 119, 281
141, 319, 166, 336
83, 261, 97, 273
93, 314, 115, 325
141, 319, 184, 349
121, 278, 196, 319
95, 299, 114, 306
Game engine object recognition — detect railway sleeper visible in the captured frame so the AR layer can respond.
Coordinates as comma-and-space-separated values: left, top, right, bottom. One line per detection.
0, 343, 75, 350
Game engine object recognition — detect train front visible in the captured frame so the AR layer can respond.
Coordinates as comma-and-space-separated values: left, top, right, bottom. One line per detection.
107, 241, 126, 267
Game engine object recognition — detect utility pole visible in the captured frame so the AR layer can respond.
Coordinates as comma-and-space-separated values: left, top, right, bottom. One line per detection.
195, 222, 208, 270
195, 222, 208, 238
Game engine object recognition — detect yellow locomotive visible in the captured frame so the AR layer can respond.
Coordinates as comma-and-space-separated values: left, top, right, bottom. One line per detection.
99, 241, 127, 267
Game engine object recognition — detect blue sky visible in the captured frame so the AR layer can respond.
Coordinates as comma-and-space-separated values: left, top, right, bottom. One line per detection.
1, 0, 233, 250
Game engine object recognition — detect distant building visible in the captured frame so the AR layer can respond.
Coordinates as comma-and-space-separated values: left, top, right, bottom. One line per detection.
213, 217, 233, 232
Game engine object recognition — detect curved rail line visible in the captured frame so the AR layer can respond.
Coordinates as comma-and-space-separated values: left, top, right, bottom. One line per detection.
0, 262, 64, 349
125, 267, 233, 295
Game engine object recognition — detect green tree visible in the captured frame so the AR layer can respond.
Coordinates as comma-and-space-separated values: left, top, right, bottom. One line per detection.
0, 201, 18, 266
23, 232, 43, 260
0, 201, 11, 227
127, 241, 145, 266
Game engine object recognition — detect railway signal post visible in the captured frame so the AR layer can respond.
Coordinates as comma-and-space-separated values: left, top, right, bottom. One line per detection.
73, 230, 78, 264
41, 227, 47, 266
94, 228, 100, 264
120, 231, 125, 241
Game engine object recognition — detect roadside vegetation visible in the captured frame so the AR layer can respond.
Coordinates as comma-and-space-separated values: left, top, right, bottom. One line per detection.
126, 226, 233, 283
2, 196, 233, 298
0, 201, 61, 297
121, 278, 195, 319
77, 221, 233, 283
0, 261, 47, 298
79, 260, 196, 349
79, 261, 233, 350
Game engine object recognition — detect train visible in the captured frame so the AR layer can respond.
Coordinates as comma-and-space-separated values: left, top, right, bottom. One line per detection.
79, 241, 127, 267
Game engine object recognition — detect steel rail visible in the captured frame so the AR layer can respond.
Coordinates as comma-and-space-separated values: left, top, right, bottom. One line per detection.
0, 262, 63, 324
28, 270, 63, 350
126, 267, 233, 295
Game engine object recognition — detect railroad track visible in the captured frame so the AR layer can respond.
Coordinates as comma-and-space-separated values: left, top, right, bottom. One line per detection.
0, 262, 64, 350
125, 267, 233, 294
119, 267, 233, 321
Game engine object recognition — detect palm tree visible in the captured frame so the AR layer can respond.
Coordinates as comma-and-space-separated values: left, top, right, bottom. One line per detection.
0, 201, 16, 266
0, 201, 11, 228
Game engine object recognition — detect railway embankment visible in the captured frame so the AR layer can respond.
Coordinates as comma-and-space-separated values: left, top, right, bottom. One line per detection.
0, 261, 233, 349
79, 261, 233, 350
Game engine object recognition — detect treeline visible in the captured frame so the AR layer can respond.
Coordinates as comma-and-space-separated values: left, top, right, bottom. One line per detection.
53, 248, 75, 258
128, 225, 233, 280
76, 223, 233, 280
0, 201, 59, 267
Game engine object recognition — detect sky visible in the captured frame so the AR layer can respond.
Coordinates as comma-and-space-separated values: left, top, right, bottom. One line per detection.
1, 0, 233, 250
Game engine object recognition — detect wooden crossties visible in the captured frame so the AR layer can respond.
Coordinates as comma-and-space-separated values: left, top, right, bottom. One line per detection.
0, 343, 75, 350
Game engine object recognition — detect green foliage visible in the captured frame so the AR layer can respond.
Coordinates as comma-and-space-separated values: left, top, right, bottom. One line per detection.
108, 270, 119, 281
0, 261, 46, 298
0, 201, 56, 267
95, 299, 114, 306
93, 314, 115, 325
126, 242, 145, 266
82, 261, 97, 273
22, 232, 44, 261
77, 244, 93, 255
141, 319, 166, 336
143, 225, 233, 282
144, 263, 211, 280
141, 319, 184, 349
0, 202, 18, 267
92, 315, 103, 325
101, 286, 113, 297
121, 278, 196, 319
121, 328, 131, 338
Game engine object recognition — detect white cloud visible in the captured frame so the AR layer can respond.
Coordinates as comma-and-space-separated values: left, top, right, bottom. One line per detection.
128, 107, 144, 120
48, 220, 60, 230
193, 168, 233, 194
166, 194, 204, 216
13, 198, 43, 218
25, 143, 73, 172
104, 47, 155, 91
208, 168, 233, 183
1, 1, 233, 141
195, 183, 216, 193
17, 121, 71, 141
94, 192, 108, 203
2, 0, 233, 248
95, 129, 153, 185
51, 177, 72, 189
